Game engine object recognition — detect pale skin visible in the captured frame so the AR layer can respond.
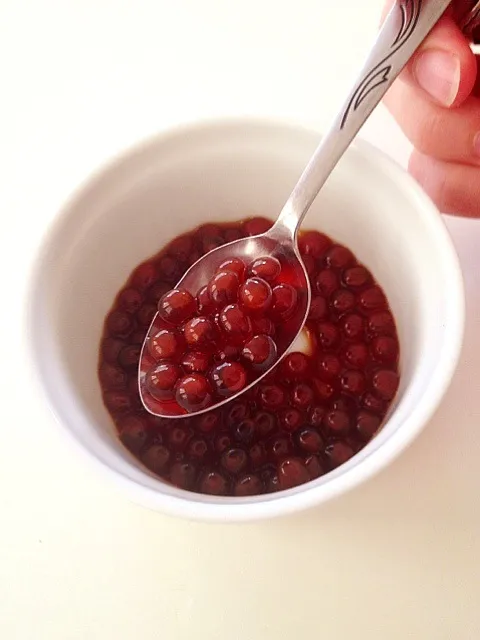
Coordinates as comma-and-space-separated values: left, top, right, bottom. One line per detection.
382, 0, 480, 217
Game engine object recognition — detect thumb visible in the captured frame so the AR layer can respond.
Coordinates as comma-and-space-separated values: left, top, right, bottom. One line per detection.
405, 15, 477, 107
381, 2, 477, 107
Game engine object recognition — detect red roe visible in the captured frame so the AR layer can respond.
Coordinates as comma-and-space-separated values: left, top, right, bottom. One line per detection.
98, 218, 400, 497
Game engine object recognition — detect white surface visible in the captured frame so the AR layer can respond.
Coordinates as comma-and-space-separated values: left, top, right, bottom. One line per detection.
1, 0, 480, 638
27, 120, 464, 521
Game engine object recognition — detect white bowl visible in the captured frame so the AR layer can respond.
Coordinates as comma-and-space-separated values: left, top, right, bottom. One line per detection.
26, 118, 464, 522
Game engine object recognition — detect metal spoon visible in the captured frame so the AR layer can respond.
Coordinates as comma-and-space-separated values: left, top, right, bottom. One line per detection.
140, 0, 452, 419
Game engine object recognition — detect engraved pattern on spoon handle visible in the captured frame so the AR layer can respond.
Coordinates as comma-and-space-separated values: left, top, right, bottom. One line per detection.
273, 0, 452, 240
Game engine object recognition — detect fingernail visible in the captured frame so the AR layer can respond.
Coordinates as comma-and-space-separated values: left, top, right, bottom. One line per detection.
413, 49, 460, 106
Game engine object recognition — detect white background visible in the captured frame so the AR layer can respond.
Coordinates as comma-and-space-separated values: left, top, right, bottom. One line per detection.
1, 1, 480, 638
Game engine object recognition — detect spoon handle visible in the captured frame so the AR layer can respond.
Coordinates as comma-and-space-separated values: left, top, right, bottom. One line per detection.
273, 0, 452, 239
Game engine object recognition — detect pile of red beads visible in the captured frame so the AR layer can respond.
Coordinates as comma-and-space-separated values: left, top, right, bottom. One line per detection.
140, 254, 303, 415
98, 217, 400, 497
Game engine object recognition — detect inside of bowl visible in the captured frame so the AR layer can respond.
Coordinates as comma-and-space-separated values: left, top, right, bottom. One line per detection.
30, 120, 462, 509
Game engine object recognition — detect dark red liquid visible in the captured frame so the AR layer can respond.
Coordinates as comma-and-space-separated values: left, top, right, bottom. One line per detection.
98, 217, 400, 497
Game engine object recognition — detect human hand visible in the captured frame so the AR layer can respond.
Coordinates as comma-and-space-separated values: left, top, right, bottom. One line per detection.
382, 1, 480, 217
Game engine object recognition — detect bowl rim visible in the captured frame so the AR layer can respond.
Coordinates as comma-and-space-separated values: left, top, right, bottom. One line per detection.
24, 116, 465, 522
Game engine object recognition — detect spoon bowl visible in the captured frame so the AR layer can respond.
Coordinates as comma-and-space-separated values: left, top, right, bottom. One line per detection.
138, 223, 310, 417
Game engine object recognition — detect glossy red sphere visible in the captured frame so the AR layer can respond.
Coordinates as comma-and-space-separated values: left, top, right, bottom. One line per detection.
239, 277, 273, 314
270, 284, 298, 320
118, 287, 143, 314
148, 329, 184, 360
249, 256, 281, 282
243, 217, 272, 236
242, 335, 277, 370
278, 458, 310, 490
175, 373, 212, 412
281, 352, 309, 379
315, 269, 339, 297
183, 316, 215, 349
298, 230, 331, 258
145, 362, 181, 400
196, 284, 216, 315
158, 288, 196, 324
180, 350, 211, 373
210, 362, 248, 397
208, 270, 240, 306
218, 304, 252, 338
218, 258, 247, 280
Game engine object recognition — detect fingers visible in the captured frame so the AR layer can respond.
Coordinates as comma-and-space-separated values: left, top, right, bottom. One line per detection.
385, 87, 480, 165
401, 16, 477, 107
383, 10, 479, 163
381, 2, 480, 218
381, 4, 477, 106
409, 150, 480, 217
383, 15, 480, 165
